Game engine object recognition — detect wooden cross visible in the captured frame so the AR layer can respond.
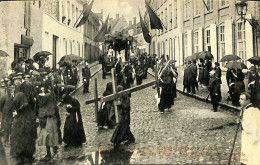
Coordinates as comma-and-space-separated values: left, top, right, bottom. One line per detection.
85, 75, 156, 124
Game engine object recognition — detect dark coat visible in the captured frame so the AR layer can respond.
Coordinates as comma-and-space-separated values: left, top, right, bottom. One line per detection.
198, 64, 205, 83
208, 77, 222, 102
82, 67, 91, 81
183, 66, 191, 87
0, 95, 14, 139
204, 61, 212, 86
63, 96, 86, 146
189, 64, 197, 84
111, 94, 134, 145
10, 92, 37, 158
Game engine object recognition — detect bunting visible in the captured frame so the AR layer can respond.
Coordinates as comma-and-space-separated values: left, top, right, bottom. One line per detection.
145, 0, 163, 30
94, 15, 109, 42
139, 9, 151, 43
75, 0, 94, 28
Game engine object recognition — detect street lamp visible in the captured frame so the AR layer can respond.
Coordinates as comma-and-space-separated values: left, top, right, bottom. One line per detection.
235, 1, 248, 20
235, 0, 260, 57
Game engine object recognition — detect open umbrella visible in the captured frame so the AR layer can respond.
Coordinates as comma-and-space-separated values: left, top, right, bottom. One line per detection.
220, 55, 241, 62
225, 61, 247, 70
33, 51, 52, 62
247, 56, 260, 66
58, 54, 84, 66
191, 52, 200, 60
199, 51, 214, 60
0, 50, 9, 57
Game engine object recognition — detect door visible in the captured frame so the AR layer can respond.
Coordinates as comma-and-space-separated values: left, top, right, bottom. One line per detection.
53, 35, 58, 69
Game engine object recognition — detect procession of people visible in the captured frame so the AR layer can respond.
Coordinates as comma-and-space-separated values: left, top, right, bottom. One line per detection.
0, 47, 260, 164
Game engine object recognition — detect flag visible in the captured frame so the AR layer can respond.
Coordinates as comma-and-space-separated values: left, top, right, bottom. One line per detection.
202, 0, 209, 12
139, 10, 151, 43
107, 25, 112, 34
94, 15, 109, 42
145, 0, 163, 30
75, 0, 94, 28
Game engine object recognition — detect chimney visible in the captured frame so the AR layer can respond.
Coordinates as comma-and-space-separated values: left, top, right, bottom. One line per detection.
116, 14, 119, 19
129, 21, 132, 26
133, 17, 136, 25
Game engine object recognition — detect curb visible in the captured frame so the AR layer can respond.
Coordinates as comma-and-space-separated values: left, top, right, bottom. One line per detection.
147, 71, 240, 112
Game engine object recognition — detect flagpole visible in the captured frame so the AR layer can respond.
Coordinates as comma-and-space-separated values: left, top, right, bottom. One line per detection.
145, 0, 167, 30
73, 1, 89, 28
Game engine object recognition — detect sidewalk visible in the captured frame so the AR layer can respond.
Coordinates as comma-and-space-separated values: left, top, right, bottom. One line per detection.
148, 66, 241, 111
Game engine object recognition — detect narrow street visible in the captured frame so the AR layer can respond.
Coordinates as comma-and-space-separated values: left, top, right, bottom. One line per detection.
4, 68, 241, 164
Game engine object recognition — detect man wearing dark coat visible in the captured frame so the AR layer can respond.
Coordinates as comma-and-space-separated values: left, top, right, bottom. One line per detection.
135, 60, 144, 85
208, 70, 221, 112
183, 62, 191, 93
0, 81, 14, 145
82, 62, 91, 93
189, 60, 198, 94
214, 62, 222, 82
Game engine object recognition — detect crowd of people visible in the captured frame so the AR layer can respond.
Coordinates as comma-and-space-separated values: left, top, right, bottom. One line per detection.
0, 56, 88, 163
183, 58, 260, 112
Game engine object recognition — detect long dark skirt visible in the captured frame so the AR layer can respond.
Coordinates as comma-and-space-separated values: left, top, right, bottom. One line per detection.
232, 81, 245, 106
136, 76, 143, 85
10, 108, 37, 159
198, 69, 204, 84
204, 69, 210, 86
111, 113, 135, 145
159, 85, 173, 111
63, 113, 86, 147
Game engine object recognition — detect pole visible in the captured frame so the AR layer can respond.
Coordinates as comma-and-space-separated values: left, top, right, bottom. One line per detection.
73, 4, 86, 28
111, 68, 119, 123
94, 78, 98, 122
228, 108, 244, 165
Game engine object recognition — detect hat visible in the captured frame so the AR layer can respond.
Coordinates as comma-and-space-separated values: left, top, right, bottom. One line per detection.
1, 79, 4, 83
4, 77, 10, 81
214, 62, 220, 66
12, 76, 22, 80
24, 75, 30, 78
249, 66, 256, 71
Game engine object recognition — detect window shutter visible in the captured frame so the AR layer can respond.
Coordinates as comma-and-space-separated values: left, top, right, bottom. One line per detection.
245, 15, 253, 67
210, 24, 217, 62
225, 19, 233, 55
198, 27, 203, 52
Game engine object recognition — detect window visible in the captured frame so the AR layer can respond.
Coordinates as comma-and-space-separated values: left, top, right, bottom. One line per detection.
206, 0, 213, 11
72, 5, 75, 26
184, 33, 188, 59
237, 21, 246, 64
205, 29, 211, 52
194, 31, 199, 53
165, 8, 168, 31
67, 1, 70, 20
161, 11, 163, 33
184, 0, 190, 20
169, 4, 172, 30
219, 25, 225, 65
206, 29, 210, 44
169, 38, 173, 59
76, 7, 78, 25
62, 0, 65, 17
220, 0, 229, 7
174, 0, 177, 28
194, 0, 200, 16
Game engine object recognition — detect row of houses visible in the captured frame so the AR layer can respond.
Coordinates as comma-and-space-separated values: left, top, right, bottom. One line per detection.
0, 0, 102, 78
131, 0, 260, 68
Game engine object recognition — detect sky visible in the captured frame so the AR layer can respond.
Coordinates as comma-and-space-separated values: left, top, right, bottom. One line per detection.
92, 0, 145, 23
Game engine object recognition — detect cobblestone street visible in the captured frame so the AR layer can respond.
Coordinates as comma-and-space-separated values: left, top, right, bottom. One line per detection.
2, 67, 242, 164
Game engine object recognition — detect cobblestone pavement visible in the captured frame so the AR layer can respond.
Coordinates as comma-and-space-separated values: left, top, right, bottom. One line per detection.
4, 66, 242, 165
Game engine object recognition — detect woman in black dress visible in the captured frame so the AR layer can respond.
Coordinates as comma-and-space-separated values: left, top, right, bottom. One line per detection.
10, 92, 37, 164
62, 94, 86, 148
204, 59, 212, 86
98, 82, 116, 129
111, 85, 135, 147
158, 68, 173, 112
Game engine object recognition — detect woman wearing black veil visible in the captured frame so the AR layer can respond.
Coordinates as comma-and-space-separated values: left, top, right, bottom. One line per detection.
62, 94, 86, 148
